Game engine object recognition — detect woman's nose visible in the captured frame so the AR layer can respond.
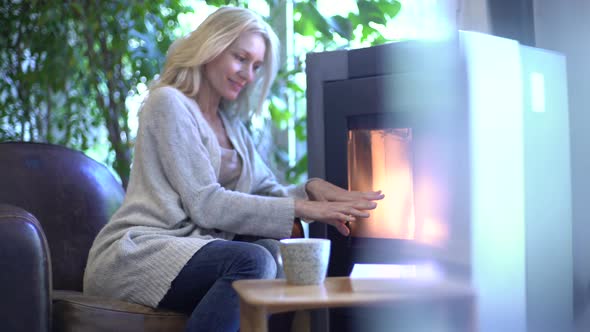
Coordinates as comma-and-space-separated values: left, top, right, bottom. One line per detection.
239, 65, 255, 83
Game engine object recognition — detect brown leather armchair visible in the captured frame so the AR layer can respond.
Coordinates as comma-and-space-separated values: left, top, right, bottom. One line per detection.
0, 142, 187, 332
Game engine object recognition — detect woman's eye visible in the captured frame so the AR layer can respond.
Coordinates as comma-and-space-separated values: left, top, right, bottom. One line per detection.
235, 54, 246, 62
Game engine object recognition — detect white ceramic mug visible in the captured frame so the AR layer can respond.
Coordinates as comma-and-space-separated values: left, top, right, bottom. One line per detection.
279, 238, 331, 285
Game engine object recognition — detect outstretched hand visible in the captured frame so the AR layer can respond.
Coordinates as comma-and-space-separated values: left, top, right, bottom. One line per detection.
294, 199, 377, 236
306, 178, 384, 202
297, 179, 385, 236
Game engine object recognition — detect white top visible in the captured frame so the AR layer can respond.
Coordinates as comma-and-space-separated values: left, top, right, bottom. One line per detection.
219, 147, 242, 190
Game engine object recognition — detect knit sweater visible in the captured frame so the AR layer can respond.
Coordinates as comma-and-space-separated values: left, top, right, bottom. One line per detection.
83, 86, 307, 307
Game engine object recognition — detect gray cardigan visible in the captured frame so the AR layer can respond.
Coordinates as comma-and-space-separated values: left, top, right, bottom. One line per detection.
83, 86, 307, 307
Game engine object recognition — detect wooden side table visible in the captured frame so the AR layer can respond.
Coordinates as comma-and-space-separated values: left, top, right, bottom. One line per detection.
232, 277, 476, 332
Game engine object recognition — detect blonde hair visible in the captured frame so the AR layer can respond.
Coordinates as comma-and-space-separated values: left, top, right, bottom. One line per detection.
150, 6, 280, 118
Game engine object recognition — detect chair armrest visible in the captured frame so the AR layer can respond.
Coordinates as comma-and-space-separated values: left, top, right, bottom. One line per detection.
0, 204, 52, 332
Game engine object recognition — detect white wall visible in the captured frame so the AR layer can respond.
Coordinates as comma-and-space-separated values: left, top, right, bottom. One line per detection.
533, 1, 590, 330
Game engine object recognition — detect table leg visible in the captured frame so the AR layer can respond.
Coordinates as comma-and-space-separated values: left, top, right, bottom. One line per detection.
239, 299, 268, 332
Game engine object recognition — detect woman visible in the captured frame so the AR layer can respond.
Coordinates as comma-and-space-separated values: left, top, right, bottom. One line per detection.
84, 6, 383, 332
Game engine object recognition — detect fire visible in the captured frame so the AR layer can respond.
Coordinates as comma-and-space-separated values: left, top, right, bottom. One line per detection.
347, 128, 447, 246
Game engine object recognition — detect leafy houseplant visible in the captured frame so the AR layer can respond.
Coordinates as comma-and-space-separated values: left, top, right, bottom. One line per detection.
0, 0, 190, 187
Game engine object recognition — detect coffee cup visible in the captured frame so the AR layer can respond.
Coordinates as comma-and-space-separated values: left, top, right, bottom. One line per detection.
279, 238, 331, 285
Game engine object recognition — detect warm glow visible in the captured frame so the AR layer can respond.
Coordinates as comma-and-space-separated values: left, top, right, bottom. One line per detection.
420, 217, 448, 245
347, 128, 447, 246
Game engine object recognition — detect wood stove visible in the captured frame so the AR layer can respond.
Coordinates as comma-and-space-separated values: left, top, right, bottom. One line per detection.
306, 31, 573, 332
308, 35, 471, 279
306, 36, 471, 332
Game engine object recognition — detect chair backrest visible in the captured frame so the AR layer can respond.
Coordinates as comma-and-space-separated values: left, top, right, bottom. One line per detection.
0, 142, 125, 291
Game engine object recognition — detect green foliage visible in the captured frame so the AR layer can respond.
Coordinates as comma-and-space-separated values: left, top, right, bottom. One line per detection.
0, 0, 190, 187
294, 0, 401, 48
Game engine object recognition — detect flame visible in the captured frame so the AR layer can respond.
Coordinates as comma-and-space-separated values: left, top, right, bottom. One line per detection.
347, 128, 447, 246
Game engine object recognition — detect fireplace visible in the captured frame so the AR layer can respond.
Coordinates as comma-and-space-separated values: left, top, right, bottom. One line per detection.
308, 35, 471, 280
306, 31, 573, 332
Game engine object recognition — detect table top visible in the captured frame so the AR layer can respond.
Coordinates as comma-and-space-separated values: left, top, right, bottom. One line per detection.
233, 277, 473, 311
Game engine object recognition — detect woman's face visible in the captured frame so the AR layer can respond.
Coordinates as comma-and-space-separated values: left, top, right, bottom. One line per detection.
203, 31, 266, 102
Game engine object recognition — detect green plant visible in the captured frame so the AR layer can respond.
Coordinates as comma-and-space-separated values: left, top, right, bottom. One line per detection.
0, 0, 190, 187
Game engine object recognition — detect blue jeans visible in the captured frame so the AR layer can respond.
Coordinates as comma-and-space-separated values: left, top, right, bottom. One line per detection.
157, 238, 286, 332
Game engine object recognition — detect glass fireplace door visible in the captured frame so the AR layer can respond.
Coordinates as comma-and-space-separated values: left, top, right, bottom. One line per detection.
347, 126, 449, 247
348, 128, 416, 240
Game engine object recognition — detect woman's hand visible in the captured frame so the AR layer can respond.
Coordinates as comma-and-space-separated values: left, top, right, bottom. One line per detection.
306, 178, 385, 203
294, 199, 378, 236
